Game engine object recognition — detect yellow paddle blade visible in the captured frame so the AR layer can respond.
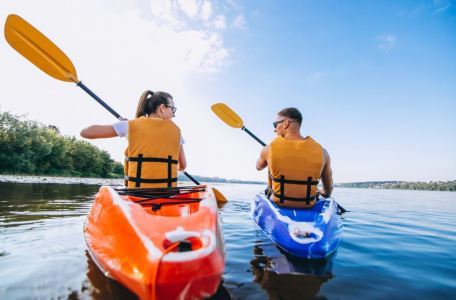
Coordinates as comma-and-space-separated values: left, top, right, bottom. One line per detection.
4, 14, 78, 83
212, 187, 227, 203
211, 103, 244, 128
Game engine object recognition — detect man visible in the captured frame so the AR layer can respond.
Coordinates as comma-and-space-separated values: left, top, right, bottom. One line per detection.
256, 107, 333, 208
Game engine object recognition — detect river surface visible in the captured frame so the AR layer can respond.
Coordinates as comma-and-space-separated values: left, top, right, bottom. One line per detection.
0, 182, 455, 299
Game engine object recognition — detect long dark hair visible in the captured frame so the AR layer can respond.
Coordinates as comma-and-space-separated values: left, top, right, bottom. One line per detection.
135, 90, 173, 118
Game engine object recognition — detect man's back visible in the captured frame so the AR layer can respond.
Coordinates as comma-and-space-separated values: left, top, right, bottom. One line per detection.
256, 107, 333, 208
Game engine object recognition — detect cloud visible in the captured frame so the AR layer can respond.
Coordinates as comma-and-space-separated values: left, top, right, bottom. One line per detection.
201, 1, 213, 21
148, 0, 217, 26
432, 0, 452, 14
233, 14, 246, 29
309, 72, 325, 82
212, 15, 227, 29
376, 34, 397, 53
397, 0, 451, 17
177, 0, 200, 19
125, 0, 233, 73
304, 71, 325, 86
179, 31, 230, 73
396, 4, 426, 17
148, 0, 183, 28
225, 0, 242, 11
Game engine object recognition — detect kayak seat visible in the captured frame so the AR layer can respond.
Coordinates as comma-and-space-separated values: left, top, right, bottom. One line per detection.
115, 186, 206, 217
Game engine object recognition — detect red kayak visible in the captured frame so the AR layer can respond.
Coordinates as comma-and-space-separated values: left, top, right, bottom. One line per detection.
84, 185, 225, 299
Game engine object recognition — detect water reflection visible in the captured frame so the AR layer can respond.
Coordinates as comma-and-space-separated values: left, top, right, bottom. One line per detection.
85, 250, 232, 300
0, 182, 97, 227
84, 251, 137, 299
251, 245, 334, 300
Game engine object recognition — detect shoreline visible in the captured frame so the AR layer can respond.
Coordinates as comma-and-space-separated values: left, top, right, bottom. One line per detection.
0, 174, 124, 186
1, 175, 452, 192
0, 174, 265, 186
0, 175, 199, 186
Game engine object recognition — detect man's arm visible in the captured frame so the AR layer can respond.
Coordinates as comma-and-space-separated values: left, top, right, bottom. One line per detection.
320, 148, 333, 197
256, 146, 269, 171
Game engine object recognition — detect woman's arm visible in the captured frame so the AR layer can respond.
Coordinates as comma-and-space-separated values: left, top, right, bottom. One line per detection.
80, 125, 118, 139
178, 144, 187, 171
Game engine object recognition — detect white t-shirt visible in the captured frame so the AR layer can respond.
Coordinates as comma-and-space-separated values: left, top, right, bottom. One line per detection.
112, 121, 185, 145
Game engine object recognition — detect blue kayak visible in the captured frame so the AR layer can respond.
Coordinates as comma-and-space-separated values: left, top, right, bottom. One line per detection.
251, 193, 343, 259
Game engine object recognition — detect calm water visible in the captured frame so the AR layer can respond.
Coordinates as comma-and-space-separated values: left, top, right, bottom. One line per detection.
0, 182, 455, 299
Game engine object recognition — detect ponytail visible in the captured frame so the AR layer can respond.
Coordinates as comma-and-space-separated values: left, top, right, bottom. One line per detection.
135, 90, 173, 118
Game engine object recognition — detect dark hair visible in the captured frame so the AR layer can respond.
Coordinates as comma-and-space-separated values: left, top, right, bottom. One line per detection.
277, 107, 302, 126
135, 90, 173, 118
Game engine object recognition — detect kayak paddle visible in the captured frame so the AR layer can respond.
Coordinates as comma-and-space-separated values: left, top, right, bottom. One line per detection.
211, 103, 266, 146
4, 14, 227, 202
183, 171, 227, 202
211, 102, 346, 212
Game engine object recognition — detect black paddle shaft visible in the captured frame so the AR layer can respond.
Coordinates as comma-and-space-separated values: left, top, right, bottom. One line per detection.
184, 171, 200, 185
77, 81, 124, 120
242, 126, 266, 146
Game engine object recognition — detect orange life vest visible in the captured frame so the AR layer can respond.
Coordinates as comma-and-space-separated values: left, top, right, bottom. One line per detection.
267, 136, 323, 208
124, 117, 180, 188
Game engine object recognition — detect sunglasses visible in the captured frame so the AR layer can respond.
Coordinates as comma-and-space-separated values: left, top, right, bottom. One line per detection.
273, 119, 287, 128
166, 105, 177, 114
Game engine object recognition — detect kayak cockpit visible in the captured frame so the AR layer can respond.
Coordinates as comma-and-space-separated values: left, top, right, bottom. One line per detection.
115, 185, 206, 217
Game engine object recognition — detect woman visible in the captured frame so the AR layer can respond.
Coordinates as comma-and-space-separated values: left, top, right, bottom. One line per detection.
81, 90, 187, 188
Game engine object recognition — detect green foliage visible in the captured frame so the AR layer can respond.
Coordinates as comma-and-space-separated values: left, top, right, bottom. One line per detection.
335, 181, 456, 192
0, 110, 123, 178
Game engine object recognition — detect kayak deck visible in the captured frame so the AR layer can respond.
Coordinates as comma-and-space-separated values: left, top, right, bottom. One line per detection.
251, 193, 343, 259
84, 185, 225, 300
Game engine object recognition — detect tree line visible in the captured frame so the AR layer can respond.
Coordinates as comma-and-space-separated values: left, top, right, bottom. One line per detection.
176, 174, 265, 185
0, 110, 123, 178
335, 181, 456, 192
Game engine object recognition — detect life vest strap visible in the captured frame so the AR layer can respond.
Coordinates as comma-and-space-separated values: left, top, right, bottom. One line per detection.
125, 156, 178, 164
268, 172, 319, 205
269, 175, 319, 185
124, 176, 178, 184
125, 154, 177, 188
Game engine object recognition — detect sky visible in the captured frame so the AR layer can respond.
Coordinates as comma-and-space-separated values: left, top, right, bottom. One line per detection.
0, 0, 455, 183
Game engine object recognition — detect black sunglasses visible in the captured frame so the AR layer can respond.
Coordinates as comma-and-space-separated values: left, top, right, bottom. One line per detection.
166, 104, 177, 114
273, 119, 287, 128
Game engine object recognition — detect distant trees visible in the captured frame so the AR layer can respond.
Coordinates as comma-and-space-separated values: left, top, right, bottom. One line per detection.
0, 110, 123, 178
176, 173, 265, 185
384, 181, 456, 191
335, 181, 456, 192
